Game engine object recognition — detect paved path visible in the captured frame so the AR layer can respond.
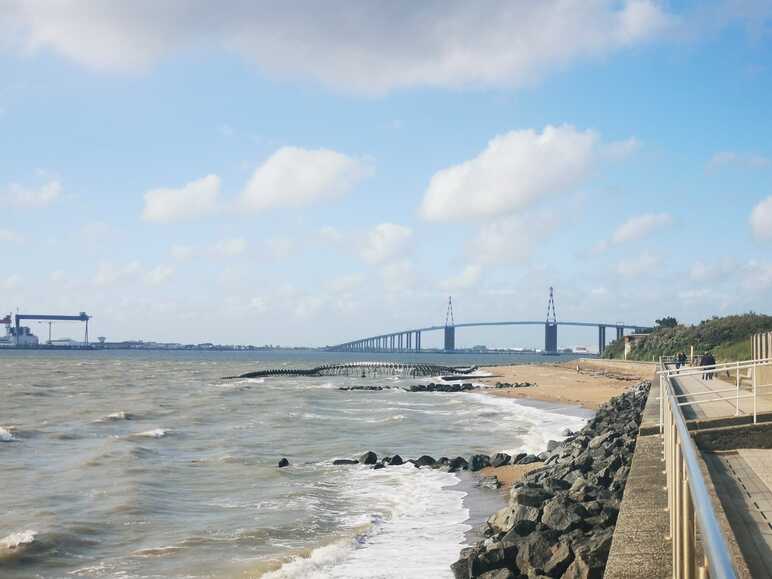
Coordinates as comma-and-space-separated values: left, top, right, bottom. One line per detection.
671, 368, 772, 419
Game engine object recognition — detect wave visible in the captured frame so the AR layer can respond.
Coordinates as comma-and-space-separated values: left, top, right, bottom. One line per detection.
263, 465, 467, 578
130, 428, 170, 439
94, 411, 135, 423
0, 530, 37, 562
0, 427, 17, 442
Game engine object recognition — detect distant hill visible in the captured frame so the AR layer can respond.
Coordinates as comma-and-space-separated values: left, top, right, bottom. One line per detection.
603, 313, 772, 362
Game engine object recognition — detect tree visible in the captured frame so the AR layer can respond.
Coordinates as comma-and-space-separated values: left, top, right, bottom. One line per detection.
655, 316, 678, 329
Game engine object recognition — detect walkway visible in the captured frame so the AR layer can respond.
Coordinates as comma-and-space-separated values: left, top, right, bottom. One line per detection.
672, 370, 772, 577
671, 368, 772, 419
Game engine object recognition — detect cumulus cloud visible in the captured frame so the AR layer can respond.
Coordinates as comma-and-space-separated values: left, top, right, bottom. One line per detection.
440, 264, 482, 290
93, 261, 142, 286
2, 179, 61, 208
360, 223, 413, 265
2, 1, 674, 92
142, 174, 220, 223
707, 151, 771, 171
593, 212, 672, 252
750, 195, 772, 241
210, 237, 247, 257
420, 125, 632, 222
467, 213, 559, 265
1, 274, 22, 290
616, 251, 661, 277
240, 147, 371, 212
144, 264, 175, 286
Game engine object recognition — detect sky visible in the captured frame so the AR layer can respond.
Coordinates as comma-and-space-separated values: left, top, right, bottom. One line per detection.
1, 0, 771, 349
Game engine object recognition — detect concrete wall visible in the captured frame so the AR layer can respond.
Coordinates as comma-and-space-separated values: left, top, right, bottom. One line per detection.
752, 331, 772, 386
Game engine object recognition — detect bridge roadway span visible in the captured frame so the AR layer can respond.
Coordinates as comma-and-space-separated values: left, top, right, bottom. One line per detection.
327, 320, 651, 355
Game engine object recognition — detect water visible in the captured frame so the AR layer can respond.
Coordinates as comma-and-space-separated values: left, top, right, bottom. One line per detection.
0, 350, 591, 578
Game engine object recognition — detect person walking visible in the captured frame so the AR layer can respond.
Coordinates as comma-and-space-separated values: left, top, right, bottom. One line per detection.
700, 352, 710, 380
705, 352, 716, 380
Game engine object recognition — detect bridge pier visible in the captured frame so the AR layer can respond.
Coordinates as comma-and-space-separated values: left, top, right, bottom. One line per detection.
616, 326, 624, 341
444, 326, 455, 352
544, 322, 557, 353
598, 326, 606, 355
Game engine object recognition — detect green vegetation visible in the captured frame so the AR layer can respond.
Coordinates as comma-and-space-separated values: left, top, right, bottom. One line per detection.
604, 313, 772, 362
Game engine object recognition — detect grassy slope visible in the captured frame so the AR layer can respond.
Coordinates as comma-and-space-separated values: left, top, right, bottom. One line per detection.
604, 313, 772, 362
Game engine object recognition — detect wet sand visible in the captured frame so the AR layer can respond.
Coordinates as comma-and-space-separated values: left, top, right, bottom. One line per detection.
479, 462, 545, 489
478, 358, 656, 410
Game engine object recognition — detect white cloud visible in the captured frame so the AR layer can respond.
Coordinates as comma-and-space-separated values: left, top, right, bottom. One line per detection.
264, 237, 294, 260
2, 179, 61, 208
750, 195, 772, 241
326, 273, 365, 293
170, 244, 195, 260
707, 151, 771, 171
468, 213, 559, 265
593, 212, 673, 253
380, 260, 416, 293
1, 274, 21, 290
440, 264, 482, 290
240, 147, 371, 212
2, 1, 674, 93
144, 264, 174, 286
420, 125, 631, 222
360, 223, 413, 265
93, 261, 142, 286
688, 257, 739, 282
210, 237, 247, 257
142, 174, 220, 223
616, 251, 661, 277
0, 228, 23, 243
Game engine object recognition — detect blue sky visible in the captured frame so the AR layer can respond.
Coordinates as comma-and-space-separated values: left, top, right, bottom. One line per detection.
1, 1, 771, 348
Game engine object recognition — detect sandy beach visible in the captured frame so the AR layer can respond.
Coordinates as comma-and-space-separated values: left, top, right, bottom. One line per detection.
479, 359, 655, 487
479, 358, 656, 410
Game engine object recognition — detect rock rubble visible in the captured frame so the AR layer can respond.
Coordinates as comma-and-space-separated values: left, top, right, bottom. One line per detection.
450, 381, 649, 579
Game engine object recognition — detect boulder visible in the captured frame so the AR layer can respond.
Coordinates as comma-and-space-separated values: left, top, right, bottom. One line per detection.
518, 454, 540, 465
477, 569, 515, 579
491, 453, 511, 467
543, 539, 574, 577
371, 463, 385, 470
480, 476, 501, 490
470, 454, 491, 471
359, 451, 378, 465
415, 455, 436, 467
333, 459, 359, 465
512, 485, 551, 508
512, 452, 528, 464
541, 496, 585, 532
449, 456, 469, 472
278, 458, 289, 468
389, 454, 404, 466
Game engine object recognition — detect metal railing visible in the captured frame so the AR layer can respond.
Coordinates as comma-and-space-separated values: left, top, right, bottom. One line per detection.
659, 356, 772, 425
658, 361, 741, 579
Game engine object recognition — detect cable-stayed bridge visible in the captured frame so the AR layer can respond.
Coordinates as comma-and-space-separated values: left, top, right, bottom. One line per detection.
326, 288, 651, 355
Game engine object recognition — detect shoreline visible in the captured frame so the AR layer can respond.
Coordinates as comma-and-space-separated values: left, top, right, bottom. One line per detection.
476, 359, 654, 410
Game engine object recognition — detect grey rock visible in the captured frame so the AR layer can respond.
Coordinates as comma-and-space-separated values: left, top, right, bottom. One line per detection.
278, 458, 289, 468
359, 451, 378, 465
491, 452, 511, 467
415, 455, 436, 467
388, 454, 404, 466
470, 454, 491, 471
480, 476, 502, 490
333, 458, 359, 465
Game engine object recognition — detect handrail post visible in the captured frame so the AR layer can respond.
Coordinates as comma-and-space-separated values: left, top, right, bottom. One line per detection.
675, 440, 683, 579
735, 362, 740, 417
683, 462, 695, 579
753, 364, 758, 425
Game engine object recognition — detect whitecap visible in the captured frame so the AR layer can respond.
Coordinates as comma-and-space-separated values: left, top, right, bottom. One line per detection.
0, 530, 38, 561
0, 426, 17, 442
131, 428, 169, 439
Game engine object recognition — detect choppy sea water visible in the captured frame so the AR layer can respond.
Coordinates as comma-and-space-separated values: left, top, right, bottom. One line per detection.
0, 350, 591, 578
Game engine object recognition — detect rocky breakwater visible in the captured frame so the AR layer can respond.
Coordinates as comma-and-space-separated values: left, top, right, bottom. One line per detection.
452, 381, 650, 579
338, 382, 478, 393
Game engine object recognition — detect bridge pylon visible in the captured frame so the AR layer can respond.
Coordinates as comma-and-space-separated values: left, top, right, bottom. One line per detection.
544, 287, 558, 353
444, 296, 456, 352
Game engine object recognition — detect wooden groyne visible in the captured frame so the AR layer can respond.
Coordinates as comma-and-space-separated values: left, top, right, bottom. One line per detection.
224, 361, 478, 379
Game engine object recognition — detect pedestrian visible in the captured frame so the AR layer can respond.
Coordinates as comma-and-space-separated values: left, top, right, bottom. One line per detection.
706, 352, 716, 380
675, 352, 682, 371
700, 352, 710, 380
